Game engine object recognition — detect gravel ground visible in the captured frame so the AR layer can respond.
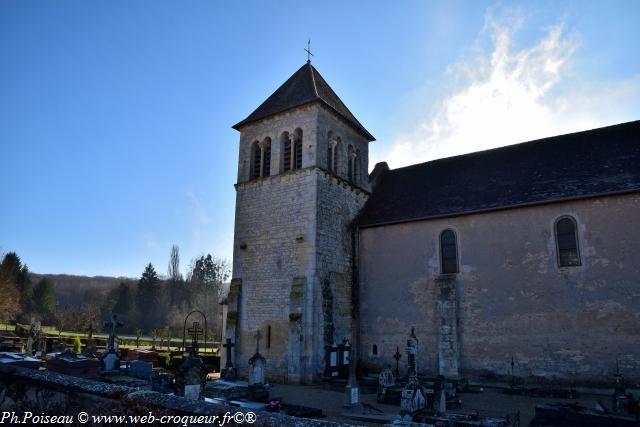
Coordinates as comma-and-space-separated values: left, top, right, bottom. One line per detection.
270, 382, 605, 426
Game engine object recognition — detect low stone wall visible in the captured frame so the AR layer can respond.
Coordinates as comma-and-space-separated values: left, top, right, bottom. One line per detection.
0, 365, 348, 426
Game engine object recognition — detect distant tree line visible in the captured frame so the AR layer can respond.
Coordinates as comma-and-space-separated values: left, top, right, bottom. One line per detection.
0, 247, 230, 342
0, 252, 55, 324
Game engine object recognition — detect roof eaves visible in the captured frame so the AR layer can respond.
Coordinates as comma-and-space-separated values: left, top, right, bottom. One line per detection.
358, 188, 640, 229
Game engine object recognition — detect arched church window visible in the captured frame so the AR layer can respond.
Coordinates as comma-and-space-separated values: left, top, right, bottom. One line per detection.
262, 137, 271, 177
293, 128, 303, 170
281, 132, 291, 172
440, 229, 458, 274
372, 344, 378, 356
555, 216, 581, 267
251, 141, 261, 180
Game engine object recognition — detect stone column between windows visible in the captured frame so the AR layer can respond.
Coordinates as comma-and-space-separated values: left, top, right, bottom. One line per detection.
435, 275, 460, 379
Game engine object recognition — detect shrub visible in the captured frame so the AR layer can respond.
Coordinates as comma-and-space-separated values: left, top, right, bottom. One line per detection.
73, 336, 82, 353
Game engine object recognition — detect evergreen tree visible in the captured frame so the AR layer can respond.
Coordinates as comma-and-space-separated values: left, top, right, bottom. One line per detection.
112, 282, 134, 316
0, 252, 32, 319
136, 263, 160, 330
0, 254, 20, 322
33, 278, 56, 319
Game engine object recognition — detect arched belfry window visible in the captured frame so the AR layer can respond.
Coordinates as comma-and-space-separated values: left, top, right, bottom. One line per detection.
347, 145, 354, 182
327, 136, 340, 173
293, 128, 303, 170
327, 131, 333, 170
281, 132, 291, 172
355, 149, 361, 185
440, 229, 458, 274
251, 141, 261, 180
555, 216, 581, 267
262, 137, 271, 177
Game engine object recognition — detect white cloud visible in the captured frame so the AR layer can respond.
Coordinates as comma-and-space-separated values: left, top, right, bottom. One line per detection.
384, 13, 640, 169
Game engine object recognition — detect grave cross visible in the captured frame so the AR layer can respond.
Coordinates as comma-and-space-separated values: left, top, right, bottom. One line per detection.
222, 338, 235, 369
393, 346, 402, 378
304, 39, 314, 63
188, 321, 203, 355
104, 314, 123, 351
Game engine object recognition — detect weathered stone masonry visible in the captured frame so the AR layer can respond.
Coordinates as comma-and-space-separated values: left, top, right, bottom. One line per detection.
229, 96, 371, 382
358, 194, 640, 384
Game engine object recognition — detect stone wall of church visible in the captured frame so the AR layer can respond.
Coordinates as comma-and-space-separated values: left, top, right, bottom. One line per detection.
230, 166, 369, 383
231, 168, 318, 382
313, 170, 369, 364
358, 193, 640, 384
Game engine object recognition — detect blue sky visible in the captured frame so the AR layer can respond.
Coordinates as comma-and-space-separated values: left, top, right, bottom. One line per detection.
1, 1, 639, 278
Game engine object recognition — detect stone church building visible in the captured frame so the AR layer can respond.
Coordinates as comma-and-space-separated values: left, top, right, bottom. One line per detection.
225, 61, 640, 385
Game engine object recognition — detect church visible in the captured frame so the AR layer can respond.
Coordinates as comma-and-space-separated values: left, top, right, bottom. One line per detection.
224, 60, 640, 386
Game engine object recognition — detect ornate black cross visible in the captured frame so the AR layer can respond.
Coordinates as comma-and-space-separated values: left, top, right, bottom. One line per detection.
223, 338, 235, 369
188, 321, 203, 355
393, 346, 402, 378
304, 39, 314, 63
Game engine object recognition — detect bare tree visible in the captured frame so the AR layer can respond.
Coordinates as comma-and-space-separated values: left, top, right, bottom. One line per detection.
168, 245, 182, 282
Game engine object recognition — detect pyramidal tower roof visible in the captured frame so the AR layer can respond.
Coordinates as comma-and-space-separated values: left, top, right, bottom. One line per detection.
233, 62, 375, 141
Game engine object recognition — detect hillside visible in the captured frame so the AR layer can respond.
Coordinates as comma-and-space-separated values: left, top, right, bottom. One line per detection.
29, 273, 136, 306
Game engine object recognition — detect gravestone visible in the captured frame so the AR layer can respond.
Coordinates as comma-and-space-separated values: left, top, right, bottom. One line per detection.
248, 330, 266, 386
175, 355, 207, 400
247, 330, 269, 402
175, 321, 207, 400
100, 314, 123, 373
400, 327, 427, 415
324, 340, 339, 378
48, 350, 100, 379
130, 359, 153, 380
221, 338, 237, 379
377, 366, 400, 403
101, 350, 120, 372
26, 335, 33, 355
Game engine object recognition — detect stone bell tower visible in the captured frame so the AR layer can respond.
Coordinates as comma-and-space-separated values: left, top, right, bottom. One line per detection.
225, 60, 375, 383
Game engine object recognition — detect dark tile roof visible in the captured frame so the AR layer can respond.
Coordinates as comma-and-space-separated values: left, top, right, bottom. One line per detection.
358, 120, 640, 227
233, 62, 375, 141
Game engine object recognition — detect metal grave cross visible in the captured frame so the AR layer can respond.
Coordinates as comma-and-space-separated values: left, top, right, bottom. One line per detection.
188, 321, 204, 355
393, 346, 402, 378
304, 39, 314, 63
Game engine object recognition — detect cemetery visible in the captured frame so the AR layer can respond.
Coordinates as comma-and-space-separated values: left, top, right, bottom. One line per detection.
1, 313, 638, 426
2, 5, 639, 425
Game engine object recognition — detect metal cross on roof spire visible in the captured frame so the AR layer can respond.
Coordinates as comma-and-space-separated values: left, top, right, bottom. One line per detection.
305, 39, 314, 63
